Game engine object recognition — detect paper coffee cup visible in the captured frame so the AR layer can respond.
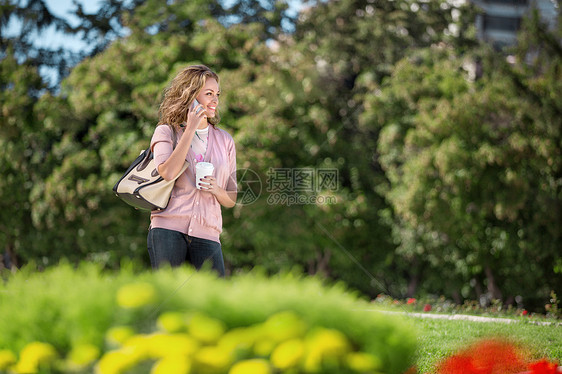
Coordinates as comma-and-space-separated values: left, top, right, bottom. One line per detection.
195, 162, 214, 190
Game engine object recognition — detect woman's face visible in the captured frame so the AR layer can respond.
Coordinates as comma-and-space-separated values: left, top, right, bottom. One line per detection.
196, 77, 220, 118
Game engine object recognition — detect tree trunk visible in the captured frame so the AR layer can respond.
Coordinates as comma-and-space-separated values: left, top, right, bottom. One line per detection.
485, 266, 503, 301
451, 290, 461, 304
307, 249, 331, 276
406, 256, 420, 298
406, 274, 418, 298
3, 242, 18, 269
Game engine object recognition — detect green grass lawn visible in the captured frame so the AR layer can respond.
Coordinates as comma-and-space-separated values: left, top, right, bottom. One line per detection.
405, 314, 562, 373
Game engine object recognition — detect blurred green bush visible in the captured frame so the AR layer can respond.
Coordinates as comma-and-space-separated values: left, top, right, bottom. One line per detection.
0, 263, 417, 373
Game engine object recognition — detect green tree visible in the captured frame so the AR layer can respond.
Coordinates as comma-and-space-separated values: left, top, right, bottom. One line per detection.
0, 48, 47, 268
5, 0, 473, 297
220, 0, 470, 297
368, 12, 562, 307
1, 0, 73, 87
21, 0, 297, 268
5, 0, 558, 310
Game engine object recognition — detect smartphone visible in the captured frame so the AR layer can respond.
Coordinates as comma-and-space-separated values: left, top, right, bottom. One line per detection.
192, 99, 203, 114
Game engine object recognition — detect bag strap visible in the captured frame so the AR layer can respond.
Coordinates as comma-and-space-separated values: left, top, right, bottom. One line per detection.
168, 124, 179, 149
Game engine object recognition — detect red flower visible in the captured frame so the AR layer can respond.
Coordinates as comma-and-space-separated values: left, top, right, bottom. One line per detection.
407, 298, 416, 305
528, 359, 559, 374
423, 304, 432, 312
403, 366, 417, 374
522, 310, 529, 316
438, 353, 480, 374
436, 339, 527, 374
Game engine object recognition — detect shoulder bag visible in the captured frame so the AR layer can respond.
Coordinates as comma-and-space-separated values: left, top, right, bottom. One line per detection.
113, 126, 189, 211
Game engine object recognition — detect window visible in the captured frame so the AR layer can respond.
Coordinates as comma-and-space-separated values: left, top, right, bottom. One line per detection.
483, 15, 521, 31
483, 0, 528, 5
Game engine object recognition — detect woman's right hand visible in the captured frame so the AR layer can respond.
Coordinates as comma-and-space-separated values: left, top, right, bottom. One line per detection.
185, 101, 207, 130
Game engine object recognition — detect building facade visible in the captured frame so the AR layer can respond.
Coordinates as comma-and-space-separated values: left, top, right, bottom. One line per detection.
472, 0, 558, 47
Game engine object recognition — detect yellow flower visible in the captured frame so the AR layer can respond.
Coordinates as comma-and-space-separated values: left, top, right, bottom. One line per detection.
105, 326, 136, 348
119, 334, 151, 359
271, 338, 305, 370
253, 338, 276, 357
187, 313, 226, 344
306, 328, 351, 355
132, 333, 199, 359
67, 343, 100, 368
303, 328, 351, 372
13, 341, 58, 374
303, 349, 323, 373
157, 312, 186, 333
262, 311, 307, 343
229, 358, 271, 374
346, 352, 383, 372
151, 355, 191, 374
192, 346, 233, 373
95, 348, 143, 374
116, 282, 156, 308
0, 349, 16, 370
218, 326, 258, 356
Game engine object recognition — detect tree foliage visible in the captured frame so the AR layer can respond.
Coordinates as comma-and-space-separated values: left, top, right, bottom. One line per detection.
368, 11, 562, 304
1, 0, 560, 310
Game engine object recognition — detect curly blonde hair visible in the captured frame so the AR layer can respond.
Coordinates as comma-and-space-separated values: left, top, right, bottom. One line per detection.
158, 65, 220, 130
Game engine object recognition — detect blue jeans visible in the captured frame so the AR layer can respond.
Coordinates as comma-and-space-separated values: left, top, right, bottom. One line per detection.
147, 228, 225, 277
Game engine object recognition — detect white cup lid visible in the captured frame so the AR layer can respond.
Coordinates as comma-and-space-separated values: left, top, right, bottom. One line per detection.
196, 162, 214, 169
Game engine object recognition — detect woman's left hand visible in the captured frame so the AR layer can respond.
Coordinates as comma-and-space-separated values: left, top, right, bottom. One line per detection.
200, 176, 220, 195
200, 175, 237, 208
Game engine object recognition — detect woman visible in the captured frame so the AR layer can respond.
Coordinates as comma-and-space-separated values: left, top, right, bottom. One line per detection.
147, 65, 237, 276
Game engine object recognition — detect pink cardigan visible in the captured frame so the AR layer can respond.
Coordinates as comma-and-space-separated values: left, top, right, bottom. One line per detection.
149, 124, 236, 243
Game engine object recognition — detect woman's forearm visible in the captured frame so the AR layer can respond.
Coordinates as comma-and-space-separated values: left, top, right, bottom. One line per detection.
214, 187, 237, 208
159, 102, 207, 181
157, 128, 195, 181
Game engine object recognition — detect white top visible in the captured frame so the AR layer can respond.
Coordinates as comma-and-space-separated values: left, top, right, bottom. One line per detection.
191, 125, 209, 162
